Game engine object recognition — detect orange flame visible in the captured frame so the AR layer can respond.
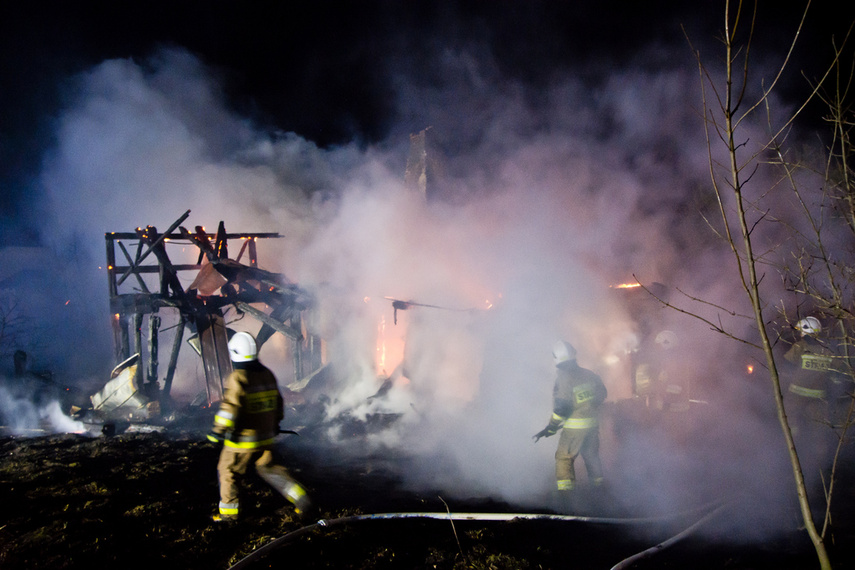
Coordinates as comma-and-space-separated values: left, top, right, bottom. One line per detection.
375, 312, 406, 376
376, 316, 387, 372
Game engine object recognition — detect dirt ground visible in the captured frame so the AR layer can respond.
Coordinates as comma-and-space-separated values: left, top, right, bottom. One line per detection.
2, 406, 855, 569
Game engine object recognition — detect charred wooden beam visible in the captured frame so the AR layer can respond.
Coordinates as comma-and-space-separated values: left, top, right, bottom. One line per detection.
116, 209, 191, 286
106, 234, 117, 297
405, 127, 446, 203
111, 313, 130, 364
133, 312, 143, 388
292, 313, 303, 380
255, 303, 299, 348
215, 221, 228, 260
108, 231, 282, 240
234, 301, 303, 340
109, 293, 180, 315
161, 315, 186, 400
183, 225, 217, 264
112, 264, 202, 274
147, 314, 160, 388
136, 225, 185, 298
118, 241, 150, 294
248, 239, 258, 267
235, 238, 250, 265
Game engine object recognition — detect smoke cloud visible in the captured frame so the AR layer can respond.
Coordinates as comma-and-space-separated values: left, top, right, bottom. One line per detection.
0, 383, 88, 435
8, 16, 838, 544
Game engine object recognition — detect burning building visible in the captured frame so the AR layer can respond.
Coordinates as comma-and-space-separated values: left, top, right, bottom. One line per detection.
89, 210, 323, 424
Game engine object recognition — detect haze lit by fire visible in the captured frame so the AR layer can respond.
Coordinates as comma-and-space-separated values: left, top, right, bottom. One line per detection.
1, 18, 837, 544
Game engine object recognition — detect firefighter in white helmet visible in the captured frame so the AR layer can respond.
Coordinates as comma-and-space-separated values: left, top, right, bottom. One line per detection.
783, 317, 836, 438
208, 331, 311, 523
782, 316, 843, 492
533, 341, 608, 500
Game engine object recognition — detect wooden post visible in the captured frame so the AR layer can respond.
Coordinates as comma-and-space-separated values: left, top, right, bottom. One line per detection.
105, 233, 117, 298
162, 314, 185, 399
292, 317, 303, 383
248, 239, 258, 267
122, 315, 130, 362
111, 312, 125, 365
133, 312, 143, 387
148, 314, 160, 388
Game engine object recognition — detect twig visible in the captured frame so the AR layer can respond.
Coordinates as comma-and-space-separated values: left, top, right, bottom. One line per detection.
439, 496, 466, 564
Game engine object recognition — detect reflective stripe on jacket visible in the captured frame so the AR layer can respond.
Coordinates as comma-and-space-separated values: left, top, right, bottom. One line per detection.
563, 416, 598, 429
789, 384, 826, 400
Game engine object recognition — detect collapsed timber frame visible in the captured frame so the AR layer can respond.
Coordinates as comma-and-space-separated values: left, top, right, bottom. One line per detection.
103, 209, 321, 415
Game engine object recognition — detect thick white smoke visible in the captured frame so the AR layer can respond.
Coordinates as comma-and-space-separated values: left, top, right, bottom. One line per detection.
0, 384, 88, 435
25, 33, 833, 540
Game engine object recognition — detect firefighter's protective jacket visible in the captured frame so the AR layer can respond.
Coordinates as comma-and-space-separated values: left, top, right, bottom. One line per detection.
551, 360, 607, 429
784, 336, 836, 400
212, 361, 283, 450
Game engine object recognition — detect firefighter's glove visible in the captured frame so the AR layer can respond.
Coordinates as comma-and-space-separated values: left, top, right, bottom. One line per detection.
533, 420, 562, 443
207, 431, 225, 444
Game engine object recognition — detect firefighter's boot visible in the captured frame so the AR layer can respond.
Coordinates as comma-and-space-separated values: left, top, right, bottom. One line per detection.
258, 464, 313, 519
211, 513, 238, 525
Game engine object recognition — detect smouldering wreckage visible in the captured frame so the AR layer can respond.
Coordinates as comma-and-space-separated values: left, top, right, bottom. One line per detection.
80, 128, 469, 435
82, 212, 702, 435
77, 129, 705, 437
80, 209, 326, 431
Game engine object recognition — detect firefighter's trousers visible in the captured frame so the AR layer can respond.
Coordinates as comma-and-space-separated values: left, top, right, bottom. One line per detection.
217, 447, 310, 519
555, 426, 603, 490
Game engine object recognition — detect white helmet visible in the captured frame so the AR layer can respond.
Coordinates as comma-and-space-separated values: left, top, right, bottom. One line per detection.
228, 331, 258, 362
552, 341, 577, 365
796, 317, 821, 336
655, 330, 678, 349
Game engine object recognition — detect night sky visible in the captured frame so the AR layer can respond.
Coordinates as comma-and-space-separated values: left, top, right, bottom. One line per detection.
2, 1, 852, 242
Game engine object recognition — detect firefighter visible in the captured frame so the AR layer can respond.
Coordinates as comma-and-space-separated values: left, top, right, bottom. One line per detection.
651, 330, 690, 414
533, 341, 608, 495
208, 332, 311, 523
783, 317, 836, 438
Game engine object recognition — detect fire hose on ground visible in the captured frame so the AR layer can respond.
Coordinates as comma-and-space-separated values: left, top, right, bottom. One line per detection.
226, 498, 734, 570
